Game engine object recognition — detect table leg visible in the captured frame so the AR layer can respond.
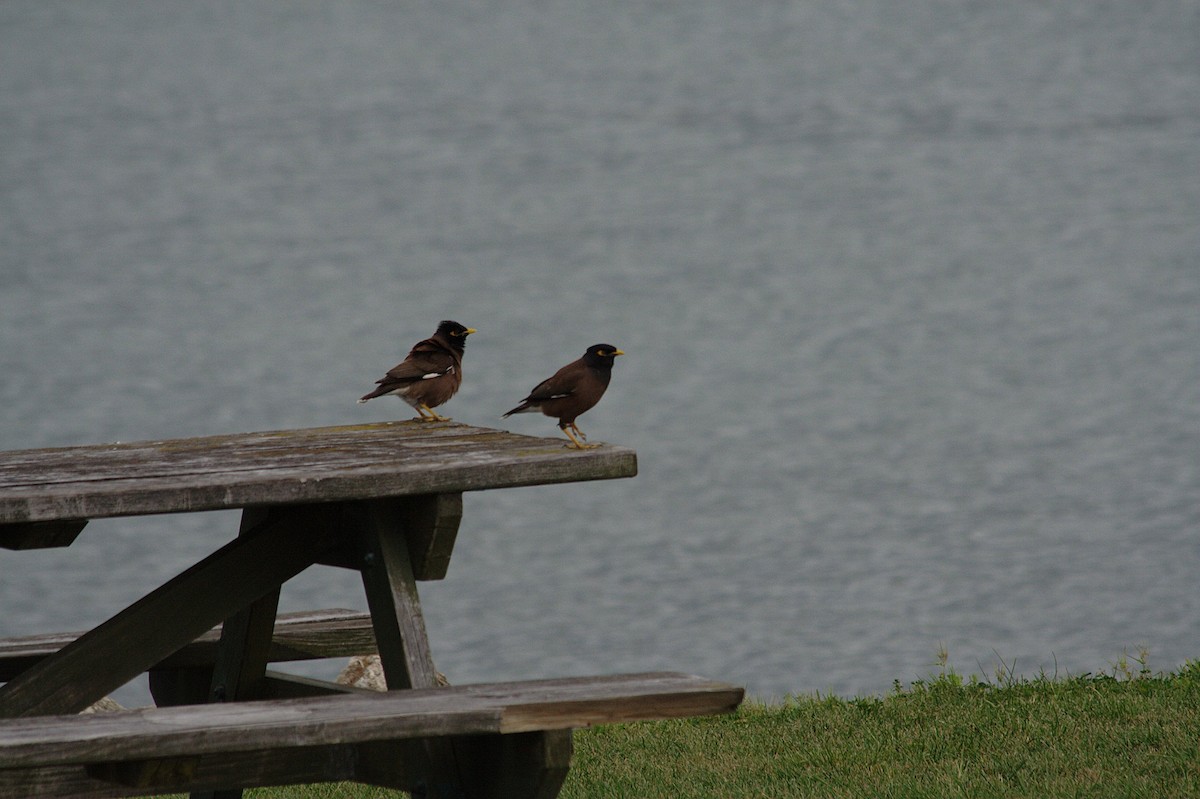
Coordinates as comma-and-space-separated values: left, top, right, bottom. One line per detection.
351, 500, 470, 797
190, 509, 287, 799
348, 499, 572, 798
205, 509, 285, 705
356, 501, 440, 691
459, 730, 573, 799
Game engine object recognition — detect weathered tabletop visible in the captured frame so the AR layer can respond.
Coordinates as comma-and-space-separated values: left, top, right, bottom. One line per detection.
0, 421, 637, 528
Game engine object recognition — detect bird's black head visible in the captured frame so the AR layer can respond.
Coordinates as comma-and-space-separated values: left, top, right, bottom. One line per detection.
436, 320, 477, 351
583, 343, 624, 369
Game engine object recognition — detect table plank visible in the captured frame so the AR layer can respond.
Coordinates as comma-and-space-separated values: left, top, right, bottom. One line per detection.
0, 423, 636, 524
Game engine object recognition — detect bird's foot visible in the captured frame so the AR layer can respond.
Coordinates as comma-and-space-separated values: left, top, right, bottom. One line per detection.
562, 426, 597, 449
416, 405, 451, 422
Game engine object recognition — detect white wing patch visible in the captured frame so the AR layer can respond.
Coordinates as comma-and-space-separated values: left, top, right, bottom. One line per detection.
422, 365, 454, 380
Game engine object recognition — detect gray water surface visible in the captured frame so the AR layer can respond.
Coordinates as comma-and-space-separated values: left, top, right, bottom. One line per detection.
2, 1, 1198, 705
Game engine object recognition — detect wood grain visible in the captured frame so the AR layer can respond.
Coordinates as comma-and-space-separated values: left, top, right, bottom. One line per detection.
0, 609, 377, 682
0, 673, 743, 769
400, 493, 463, 580
356, 501, 440, 691
203, 508, 284, 708
0, 422, 637, 525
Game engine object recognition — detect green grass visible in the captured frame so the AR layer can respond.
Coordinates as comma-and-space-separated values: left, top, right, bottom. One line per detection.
225, 657, 1200, 798
562, 659, 1200, 798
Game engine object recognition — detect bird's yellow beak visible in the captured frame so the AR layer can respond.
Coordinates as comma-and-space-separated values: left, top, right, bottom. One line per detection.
465, 328, 478, 335
612, 349, 625, 356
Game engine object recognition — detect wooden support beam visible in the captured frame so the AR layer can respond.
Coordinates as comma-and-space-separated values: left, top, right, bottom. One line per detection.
455, 730, 573, 799
401, 493, 463, 580
317, 493, 463, 578
353, 499, 466, 796
0, 521, 87, 550
355, 501, 439, 692
141, 609, 376, 708
0, 505, 337, 718
350, 739, 439, 796
192, 509, 288, 799
204, 509, 285, 705
148, 668, 212, 709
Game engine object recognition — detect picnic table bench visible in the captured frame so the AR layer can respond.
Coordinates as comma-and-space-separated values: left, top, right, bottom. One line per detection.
0, 422, 743, 798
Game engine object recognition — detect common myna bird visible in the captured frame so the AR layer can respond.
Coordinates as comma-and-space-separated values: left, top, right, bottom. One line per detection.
358, 320, 476, 421
502, 344, 624, 448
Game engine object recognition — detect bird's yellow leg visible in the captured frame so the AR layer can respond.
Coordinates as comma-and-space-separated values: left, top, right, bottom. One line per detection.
419, 404, 450, 422
561, 424, 596, 449
569, 422, 588, 441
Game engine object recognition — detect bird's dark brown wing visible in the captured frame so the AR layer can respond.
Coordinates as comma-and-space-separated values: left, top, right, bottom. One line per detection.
358, 338, 460, 404
522, 358, 586, 402
502, 359, 584, 416
380, 338, 458, 383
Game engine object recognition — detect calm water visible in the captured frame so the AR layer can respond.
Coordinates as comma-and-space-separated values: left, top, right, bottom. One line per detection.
2, 1, 1198, 706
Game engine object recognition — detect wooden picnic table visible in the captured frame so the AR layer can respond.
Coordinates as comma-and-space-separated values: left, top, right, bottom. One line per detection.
0, 421, 743, 798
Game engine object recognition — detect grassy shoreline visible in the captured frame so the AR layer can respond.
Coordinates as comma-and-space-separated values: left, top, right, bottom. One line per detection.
563, 660, 1200, 798
225, 659, 1200, 798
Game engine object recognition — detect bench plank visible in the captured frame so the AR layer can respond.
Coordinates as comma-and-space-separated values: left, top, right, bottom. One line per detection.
0, 673, 743, 769
0, 423, 637, 525
0, 609, 376, 683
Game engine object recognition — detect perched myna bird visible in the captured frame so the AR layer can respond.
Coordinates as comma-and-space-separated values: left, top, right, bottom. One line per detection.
502, 344, 624, 448
358, 320, 476, 421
